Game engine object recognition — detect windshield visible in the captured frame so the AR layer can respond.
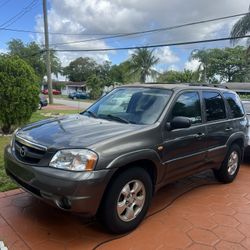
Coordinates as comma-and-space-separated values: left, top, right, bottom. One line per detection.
82, 87, 172, 125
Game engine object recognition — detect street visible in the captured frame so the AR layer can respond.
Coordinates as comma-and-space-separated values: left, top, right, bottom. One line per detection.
53, 98, 93, 110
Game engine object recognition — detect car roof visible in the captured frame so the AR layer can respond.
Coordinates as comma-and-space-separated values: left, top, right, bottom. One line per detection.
118, 83, 235, 93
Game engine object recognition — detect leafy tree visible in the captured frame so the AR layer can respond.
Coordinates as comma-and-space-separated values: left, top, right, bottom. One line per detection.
209, 46, 249, 82
190, 49, 211, 82
7, 39, 61, 81
230, 5, 250, 53
0, 55, 40, 133
190, 47, 249, 82
96, 60, 112, 86
130, 48, 159, 83
110, 61, 139, 83
63, 57, 97, 82
158, 70, 199, 83
86, 75, 103, 99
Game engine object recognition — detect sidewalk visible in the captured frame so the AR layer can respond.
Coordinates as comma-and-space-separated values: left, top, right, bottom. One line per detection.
1, 164, 250, 249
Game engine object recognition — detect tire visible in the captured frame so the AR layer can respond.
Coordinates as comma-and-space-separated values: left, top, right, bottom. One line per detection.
38, 103, 42, 110
73, 97, 77, 100
98, 167, 153, 234
213, 144, 241, 183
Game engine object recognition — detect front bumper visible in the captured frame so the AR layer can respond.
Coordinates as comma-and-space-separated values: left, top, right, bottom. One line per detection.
4, 145, 114, 216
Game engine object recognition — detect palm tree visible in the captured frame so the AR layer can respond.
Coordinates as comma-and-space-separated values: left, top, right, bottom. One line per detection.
230, 6, 250, 53
190, 49, 210, 82
130, 48, 159, 83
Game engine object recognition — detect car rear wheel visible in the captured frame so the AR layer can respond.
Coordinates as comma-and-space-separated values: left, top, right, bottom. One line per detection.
98, 167, 152, 234
213, 144, 241, 183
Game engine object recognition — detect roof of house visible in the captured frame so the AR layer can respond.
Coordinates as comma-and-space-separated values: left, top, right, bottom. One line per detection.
43, 81, 86, 87
222, 82, 250, 92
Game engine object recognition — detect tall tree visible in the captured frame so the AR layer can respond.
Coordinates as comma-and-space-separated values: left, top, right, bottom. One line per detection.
63, 57, 97, 82
7, 39, 61, 81
190, 49, 210, 82
230, 6, 250, 53
157, 70, 199, 83
130, 48, 159, 83
209, 46, 249, 82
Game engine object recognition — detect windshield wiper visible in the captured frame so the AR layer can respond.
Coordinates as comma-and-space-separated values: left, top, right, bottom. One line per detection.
106, 114, 130, 124
84, 110, 97, 118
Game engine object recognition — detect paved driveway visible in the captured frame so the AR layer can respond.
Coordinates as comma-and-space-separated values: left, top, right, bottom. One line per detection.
1, 163, 250, 249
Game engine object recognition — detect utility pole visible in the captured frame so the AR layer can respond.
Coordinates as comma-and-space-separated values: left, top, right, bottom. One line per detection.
42, 0, 53, 104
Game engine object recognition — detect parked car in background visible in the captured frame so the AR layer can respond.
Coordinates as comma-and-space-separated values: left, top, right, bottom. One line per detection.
5, 84, 247, 234
42, 89, 61, 95
38, 94, 48, 110
68, 91, 89, 100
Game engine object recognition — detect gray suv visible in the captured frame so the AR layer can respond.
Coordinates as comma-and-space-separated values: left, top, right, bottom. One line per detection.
4, 84, 247, 233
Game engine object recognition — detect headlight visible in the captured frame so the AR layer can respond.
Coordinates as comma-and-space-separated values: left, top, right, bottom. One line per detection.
49, 149, 98, 171
10, 128, 19, 149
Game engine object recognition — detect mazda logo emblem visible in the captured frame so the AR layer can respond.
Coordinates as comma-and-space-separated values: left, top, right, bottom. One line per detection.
20, 146, 27, 157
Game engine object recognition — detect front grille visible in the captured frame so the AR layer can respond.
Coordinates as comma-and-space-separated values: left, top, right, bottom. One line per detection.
14, 138, 46, 164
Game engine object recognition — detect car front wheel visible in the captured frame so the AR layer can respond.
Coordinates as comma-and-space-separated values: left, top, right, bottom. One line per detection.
98, 167, 153, 234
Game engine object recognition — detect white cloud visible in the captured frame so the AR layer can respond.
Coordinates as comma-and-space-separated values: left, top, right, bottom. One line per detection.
0, 48, 7, 54
184, 59, 200, 72
34, 0, 250, 66
168, 64, 179, 71
155, 47, 179, 64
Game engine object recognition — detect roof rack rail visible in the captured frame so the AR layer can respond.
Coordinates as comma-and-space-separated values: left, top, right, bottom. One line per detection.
188, 83, 228, 89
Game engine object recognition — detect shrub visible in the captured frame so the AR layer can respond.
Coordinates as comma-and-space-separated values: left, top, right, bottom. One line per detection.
0, 55, 40, 134
86, 75, 103, 99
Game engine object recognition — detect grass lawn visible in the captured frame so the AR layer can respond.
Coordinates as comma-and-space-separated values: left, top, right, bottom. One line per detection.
0, 108, 78, 192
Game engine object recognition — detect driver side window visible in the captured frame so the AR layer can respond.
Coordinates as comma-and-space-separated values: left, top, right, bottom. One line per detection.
171, 92, 202, 124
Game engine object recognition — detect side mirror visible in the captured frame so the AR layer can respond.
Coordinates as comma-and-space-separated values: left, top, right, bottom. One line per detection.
168, 116, 191, 130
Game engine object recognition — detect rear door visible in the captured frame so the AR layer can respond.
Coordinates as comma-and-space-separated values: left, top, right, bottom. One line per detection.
162, 90, 207, 182
202, 91, 231, 165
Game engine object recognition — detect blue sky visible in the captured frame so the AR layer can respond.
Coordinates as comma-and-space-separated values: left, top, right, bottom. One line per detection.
0, 0, 249, 74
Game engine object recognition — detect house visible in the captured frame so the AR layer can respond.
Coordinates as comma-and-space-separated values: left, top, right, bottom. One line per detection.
42, 81, 86, 95
222, 82, 250, 94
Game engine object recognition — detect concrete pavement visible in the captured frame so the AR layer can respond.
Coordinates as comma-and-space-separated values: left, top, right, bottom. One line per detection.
1, 164, 250, 249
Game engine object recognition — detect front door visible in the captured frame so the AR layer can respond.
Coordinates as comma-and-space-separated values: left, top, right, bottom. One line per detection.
162, 91, 207, 183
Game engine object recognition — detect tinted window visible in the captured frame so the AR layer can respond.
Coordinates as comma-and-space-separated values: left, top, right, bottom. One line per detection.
172, 92, 202, 124
223, 92, 244, 118
203, 91, 226, 121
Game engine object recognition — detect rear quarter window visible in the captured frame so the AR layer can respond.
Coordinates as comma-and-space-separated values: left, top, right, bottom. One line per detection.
223, 92, 244, 118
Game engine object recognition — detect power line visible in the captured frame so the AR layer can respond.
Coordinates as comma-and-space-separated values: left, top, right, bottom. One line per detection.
0, 11, 249, 38
49, 35, 250, 52
0, 0, 39, 28
0, 26, 124, 36
48, 12, 250, 46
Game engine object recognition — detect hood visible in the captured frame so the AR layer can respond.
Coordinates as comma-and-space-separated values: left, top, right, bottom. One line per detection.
16, 115, 144, 150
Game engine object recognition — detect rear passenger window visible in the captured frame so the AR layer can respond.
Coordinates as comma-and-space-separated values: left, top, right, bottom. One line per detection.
223, 92, 244, 118
203, 91, 226, 121
172, 92, 201, 124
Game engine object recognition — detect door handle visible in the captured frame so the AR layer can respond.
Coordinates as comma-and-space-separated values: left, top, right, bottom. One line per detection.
195, 132, 205, 139
225, 127, 233, 131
